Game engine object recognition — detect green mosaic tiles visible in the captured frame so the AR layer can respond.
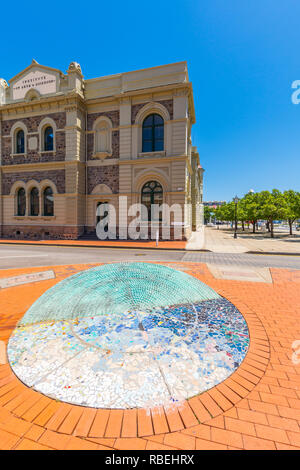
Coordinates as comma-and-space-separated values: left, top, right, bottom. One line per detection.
19, 263, 220, 326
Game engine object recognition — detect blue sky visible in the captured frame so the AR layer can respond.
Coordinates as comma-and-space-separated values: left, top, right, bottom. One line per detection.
1, 0, 299, 201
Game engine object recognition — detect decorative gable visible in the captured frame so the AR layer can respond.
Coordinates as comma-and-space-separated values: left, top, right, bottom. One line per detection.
12, 69, 57, 100
8, 60, 64, 102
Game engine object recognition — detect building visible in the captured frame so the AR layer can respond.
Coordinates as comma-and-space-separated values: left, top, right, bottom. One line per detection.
0, 60, 203, 240
203, 201, 226, 209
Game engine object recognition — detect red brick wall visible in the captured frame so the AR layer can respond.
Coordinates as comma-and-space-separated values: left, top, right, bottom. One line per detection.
2, 169, 65, 195
1, 112, 66, 165
87, 110, 119, 130
2, 225, 84, 240
87, 165, 119, 194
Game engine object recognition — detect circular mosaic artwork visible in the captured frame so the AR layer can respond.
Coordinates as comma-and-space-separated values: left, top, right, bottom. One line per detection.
8, 263, 249, 409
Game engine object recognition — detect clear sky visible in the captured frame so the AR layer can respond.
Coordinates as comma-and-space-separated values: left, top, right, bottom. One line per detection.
1, 0, 299, 201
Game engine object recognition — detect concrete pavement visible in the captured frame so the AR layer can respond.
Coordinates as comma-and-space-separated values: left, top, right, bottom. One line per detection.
0, 244, 299, 271
1, 225, 299, 255
204, 227, 300, 254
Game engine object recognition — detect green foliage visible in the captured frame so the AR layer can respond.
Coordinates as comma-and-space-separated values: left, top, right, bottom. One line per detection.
283, 190, 300, 234
204, 206, 214, 223
214, 202, 235, 222
239, 192, 260, 232
257, 189, 287, 221
213, 189, 299, 237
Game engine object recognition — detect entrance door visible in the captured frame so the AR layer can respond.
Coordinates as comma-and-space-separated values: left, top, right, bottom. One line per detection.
141, 181, 163, 221
96, 201, 109, 232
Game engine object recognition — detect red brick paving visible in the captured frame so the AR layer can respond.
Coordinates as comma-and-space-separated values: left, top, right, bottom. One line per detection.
0, 261, 299, 450
0, 239, 186, 250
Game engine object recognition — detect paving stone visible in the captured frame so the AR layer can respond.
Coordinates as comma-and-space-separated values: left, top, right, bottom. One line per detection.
0, 261, 299, 450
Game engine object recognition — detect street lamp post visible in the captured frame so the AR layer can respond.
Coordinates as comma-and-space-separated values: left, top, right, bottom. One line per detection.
233, 195, 239, 239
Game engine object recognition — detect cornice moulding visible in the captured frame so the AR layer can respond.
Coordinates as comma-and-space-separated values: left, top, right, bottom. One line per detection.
0, 92, 85, 115
85, 83, 191, 105
119, 155, 188, 166
1, 160, 85, 172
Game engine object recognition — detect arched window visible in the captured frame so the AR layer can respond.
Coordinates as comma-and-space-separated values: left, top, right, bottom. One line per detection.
142, 114, 164, 152
16, 129, 25, 154
30, 188, 39, 216
17, 188, 26, 216
43, 187, 54, 216
141, 181, 163, 221
44, 126, 54, 151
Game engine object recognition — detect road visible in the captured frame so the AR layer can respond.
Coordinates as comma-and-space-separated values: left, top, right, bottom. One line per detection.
0, 244, 299, 270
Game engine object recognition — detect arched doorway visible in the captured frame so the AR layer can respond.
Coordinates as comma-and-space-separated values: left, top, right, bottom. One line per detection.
141, 181, 163, 221
96, 201, 109, 232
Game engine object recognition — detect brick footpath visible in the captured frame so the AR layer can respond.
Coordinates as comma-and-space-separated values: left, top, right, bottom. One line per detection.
0, 239, 187, 250
0, 262, 299, 450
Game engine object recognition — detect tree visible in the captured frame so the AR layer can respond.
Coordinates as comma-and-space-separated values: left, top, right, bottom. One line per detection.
244, 192, 261, 233
204, 206, 213, 224
258, 189, 288, 238
239, 192, 260, 233
214, 202, 235, 224
283, 190, 300, 235
213, 206, 224, 222
237, 202, 247, 231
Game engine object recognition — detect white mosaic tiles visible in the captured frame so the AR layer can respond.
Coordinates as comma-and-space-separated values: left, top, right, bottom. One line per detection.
7, 263, 249, 409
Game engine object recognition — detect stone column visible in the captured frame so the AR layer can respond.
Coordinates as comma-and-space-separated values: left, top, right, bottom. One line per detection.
119, 97, 131, 160
172, 89, 189, 156
65, 104, 85, 162
64, 97, 86, 237
119, 97, 132, 237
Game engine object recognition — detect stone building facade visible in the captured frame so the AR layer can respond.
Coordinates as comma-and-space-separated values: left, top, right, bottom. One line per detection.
0, 60, 203, 240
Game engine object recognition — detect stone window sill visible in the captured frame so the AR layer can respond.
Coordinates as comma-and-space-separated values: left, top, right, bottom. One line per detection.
10, 153, 27, 157
92, 151, 112, 159
39, 150, 56, 154
138, 151, 166, 158
14, 216, 56, 220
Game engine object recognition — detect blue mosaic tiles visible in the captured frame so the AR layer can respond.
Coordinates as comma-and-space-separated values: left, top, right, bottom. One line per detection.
7, 263, 249, 409
18, 263, 220, 325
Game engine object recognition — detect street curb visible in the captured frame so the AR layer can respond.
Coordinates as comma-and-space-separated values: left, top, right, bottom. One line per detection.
0, 240, 299, 256
245, 250, 300, 257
